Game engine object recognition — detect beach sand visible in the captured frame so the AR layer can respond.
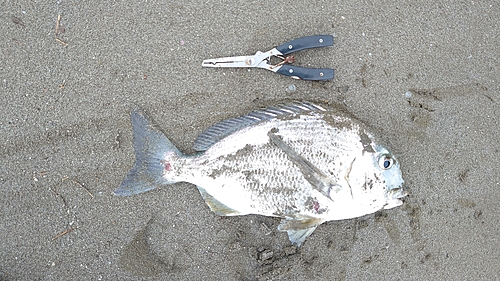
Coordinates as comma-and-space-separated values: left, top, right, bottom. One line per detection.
1, 1, 499, 280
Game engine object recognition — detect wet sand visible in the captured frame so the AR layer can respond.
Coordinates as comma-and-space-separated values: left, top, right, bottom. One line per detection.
1, 1, 499, 280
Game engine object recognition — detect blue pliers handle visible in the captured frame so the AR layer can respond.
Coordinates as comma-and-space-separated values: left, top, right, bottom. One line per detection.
202, 35, 334, 81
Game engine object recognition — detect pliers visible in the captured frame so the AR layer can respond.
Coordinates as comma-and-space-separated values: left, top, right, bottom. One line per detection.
202, 35, 334, 81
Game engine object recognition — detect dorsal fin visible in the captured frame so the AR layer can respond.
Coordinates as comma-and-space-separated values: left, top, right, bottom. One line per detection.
192, 102, 326, 151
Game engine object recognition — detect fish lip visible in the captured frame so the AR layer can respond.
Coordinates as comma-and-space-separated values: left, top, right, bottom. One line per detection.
388, 186, 408, 199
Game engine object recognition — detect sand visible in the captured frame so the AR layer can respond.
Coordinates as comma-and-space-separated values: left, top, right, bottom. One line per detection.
1, 0, 499, 280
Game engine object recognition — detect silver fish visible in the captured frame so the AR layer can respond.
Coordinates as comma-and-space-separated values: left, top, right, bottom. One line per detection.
115, 102, 407, 246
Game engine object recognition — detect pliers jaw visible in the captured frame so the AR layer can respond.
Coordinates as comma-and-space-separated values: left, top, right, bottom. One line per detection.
202, 35, 335, 81
201, 49, 280, 69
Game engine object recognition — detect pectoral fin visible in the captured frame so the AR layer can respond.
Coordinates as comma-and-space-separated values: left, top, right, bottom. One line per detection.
278, 218, 323, 246
268, 131, 340, 200
197, 186, 241, 216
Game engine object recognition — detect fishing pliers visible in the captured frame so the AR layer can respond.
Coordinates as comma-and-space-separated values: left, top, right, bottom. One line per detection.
202, 35, 334, 81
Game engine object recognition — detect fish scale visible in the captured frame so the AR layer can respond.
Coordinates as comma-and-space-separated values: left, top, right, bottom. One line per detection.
115, 103, 407, 246
191, 145, 313, 215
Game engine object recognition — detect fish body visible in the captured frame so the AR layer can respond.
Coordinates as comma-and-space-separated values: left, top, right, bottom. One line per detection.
116, 103, 406, 246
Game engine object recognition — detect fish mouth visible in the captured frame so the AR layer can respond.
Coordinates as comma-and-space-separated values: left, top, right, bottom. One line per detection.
383, 186, 408, 209
388, 186, 408, 199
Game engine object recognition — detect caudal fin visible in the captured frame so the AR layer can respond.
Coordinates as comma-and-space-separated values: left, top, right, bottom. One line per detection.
114, 109, 183, 196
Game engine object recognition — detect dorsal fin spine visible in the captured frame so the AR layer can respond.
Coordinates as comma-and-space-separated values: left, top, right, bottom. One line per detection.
192, 102, 325, 152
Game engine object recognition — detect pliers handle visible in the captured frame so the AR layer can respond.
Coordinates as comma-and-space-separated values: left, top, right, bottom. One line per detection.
202, 35, 334, 81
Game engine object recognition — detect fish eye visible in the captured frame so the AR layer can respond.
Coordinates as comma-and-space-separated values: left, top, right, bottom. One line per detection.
378, 154, 394, 170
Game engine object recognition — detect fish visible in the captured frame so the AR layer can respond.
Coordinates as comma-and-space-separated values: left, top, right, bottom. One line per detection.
115, 102, 407, 246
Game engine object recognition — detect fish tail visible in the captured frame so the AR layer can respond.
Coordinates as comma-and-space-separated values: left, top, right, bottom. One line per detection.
114, 109, 184, 196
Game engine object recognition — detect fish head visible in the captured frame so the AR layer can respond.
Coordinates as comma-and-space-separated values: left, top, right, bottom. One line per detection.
371, 146, 407, 209
344, 145, 406, 211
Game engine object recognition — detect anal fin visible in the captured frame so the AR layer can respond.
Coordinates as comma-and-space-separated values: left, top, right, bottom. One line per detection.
197, 186, 241, 216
